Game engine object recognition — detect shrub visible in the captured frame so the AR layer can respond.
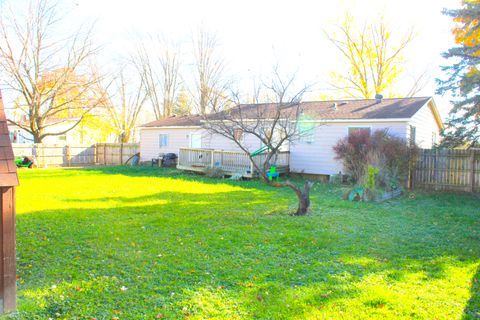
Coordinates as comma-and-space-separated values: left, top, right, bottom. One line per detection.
333, 129, 418, 188
332, 129, 371, 183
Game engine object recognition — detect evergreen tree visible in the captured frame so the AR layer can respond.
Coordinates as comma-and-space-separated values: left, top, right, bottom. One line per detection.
437, 0, 480, 147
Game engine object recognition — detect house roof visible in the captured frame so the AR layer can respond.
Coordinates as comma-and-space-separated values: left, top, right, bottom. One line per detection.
297, 97, 432, 120
140, 97, 435, 128
0, 91, 19, 187
141, 114, 203, 128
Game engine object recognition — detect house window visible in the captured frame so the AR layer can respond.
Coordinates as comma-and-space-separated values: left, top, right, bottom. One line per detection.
410, 126, 416, 146
233, 128, 244, 141
58, 135, 67, 142
348, 127, 371, 137
159, 134, 169, 147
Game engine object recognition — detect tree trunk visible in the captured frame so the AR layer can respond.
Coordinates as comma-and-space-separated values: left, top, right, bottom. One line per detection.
200, 86, 208, 115
284, 180, 314, 216
33, 132, 42, 143
267, 178, 314, 216
120, 131, 131, 144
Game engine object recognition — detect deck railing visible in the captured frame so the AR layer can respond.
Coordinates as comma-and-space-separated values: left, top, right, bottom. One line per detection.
177, 148, 290, 177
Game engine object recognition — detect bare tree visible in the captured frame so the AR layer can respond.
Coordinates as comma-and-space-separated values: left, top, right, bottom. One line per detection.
202, 71, 314, 215
192, 28, 228, 114
0, 0, 104, 142
106, 69, 147, 143
133, 37, 182, 119
326, 14, 423, 98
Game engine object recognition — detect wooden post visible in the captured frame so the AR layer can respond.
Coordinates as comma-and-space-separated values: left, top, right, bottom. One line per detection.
93, 144, 98, 165
210, 150, 214, 168
408, 149, 417, 190
120, 143, 124, 165
35, 144, 42, 168
65, 145, 71, 167
0, 90, 19, 313
0, 188, 16, 312
103, 144, 107, 165
470, 149, 476, 193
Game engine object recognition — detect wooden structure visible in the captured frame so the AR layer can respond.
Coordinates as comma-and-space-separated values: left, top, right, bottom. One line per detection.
0, 90, 18, 313
413, 148, 480, 192
95, 143, 139, 166
177, 147, 290, 178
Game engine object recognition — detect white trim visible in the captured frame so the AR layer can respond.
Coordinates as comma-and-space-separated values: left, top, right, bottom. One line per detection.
406, 97, 444, 130
141, 118, 412, 129
301, 118, 411, 123
140, 126, 202, 130
145, 119, 414, 128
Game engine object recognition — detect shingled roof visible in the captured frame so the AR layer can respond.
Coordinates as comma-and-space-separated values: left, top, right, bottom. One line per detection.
0, 91, 19, 187
286, 97, 431, 120
140, 97, 434, 128
141, 114, 203, 127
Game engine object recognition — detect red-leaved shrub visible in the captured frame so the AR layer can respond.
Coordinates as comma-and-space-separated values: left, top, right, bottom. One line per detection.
333, 129, 418, 187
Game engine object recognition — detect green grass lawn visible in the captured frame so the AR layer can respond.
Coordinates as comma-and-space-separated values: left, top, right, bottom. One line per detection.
4, 166, 480, 319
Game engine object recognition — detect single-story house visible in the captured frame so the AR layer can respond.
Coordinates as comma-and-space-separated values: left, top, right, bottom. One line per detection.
139, 97, 444, 176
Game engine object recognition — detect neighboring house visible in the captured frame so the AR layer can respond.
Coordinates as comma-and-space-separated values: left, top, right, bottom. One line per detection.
8, 116, 116, 144
8, 119, 79, 144
8, 124, 34, 144
139, 97, 444, 176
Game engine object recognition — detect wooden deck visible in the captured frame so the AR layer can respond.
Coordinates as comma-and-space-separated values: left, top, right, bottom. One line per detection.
177, 148, 289, 178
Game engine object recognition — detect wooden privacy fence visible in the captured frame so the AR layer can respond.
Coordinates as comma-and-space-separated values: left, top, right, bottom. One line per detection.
11, 143, 139, 167
413, 148, 480, 192
96, 143, 139, 166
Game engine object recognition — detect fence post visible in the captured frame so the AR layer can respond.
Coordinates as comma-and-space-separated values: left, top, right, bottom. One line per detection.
120, 143, 124, 165
65, 145, 71, 167
103, 144, 107, 165
433, 149, 438, 191
210, 150, 214, 168
93, 144, 98, 165
38, 144, 43, 168
408, 149, 417, 190
470, 149, 476, 193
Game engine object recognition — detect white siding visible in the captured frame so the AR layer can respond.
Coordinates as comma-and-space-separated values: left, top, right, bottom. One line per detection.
407, 101, 442, 148
139, 127, 204, 161
140, 127, 265, 161
203, 132, 263, 152
140, 114, 440, 175
289, 121, 408, 175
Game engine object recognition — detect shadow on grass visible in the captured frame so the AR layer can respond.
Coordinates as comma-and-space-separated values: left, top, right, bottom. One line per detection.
79, 165, 310, 188
82, 165, 221, 180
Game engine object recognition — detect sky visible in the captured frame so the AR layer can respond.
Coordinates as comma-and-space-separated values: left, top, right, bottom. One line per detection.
1, 0, 462, 117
